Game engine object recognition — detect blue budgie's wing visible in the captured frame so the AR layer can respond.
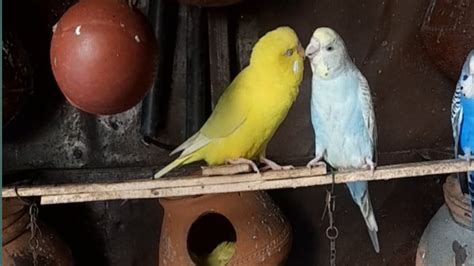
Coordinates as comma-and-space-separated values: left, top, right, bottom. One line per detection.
357, 72, 377, 162
451, 81, 463, 157
310, 78, 328, 158
346, 181, 380, 253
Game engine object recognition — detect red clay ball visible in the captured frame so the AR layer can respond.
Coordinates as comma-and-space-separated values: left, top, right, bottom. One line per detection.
50, 0, 157, 115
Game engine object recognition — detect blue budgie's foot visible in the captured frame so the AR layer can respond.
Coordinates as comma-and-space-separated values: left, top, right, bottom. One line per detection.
363, 157, 376, 176
259, 157, 294, 171
225, 158, 260, 174
459, 150, 474, 165
306, 154, 326, 168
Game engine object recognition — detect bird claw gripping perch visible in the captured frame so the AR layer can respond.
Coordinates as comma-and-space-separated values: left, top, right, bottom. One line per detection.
306, 156, 327, 169
259, 157, 294, 171
225, 158, 261, 174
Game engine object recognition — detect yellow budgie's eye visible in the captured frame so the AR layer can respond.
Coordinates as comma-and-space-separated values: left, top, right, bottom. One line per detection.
284, 48, 294, 57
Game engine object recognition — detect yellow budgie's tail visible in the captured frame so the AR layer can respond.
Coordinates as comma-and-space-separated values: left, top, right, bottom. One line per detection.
154, 154, 193, 179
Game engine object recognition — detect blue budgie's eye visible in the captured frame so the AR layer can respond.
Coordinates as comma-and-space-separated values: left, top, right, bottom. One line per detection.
463, 75, 468, 81
326, 46, 334, 51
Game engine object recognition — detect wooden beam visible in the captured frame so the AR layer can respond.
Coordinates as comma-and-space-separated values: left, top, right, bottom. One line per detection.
2, 159, 472, 205
2, 165, 327, 198
207, 9, 230, 108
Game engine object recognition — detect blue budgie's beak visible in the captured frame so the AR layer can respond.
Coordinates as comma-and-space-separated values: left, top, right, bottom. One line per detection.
297, 42, 305, 58
305, 39, 320, 59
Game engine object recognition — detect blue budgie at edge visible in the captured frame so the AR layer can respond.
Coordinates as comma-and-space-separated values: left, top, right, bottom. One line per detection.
305, 27, 380, 253
451, 50, 474, 229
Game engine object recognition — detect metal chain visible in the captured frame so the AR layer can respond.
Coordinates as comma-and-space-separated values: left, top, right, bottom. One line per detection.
27, 202, 41, 266
15, 188, 41, 266
322, 172, 338, 266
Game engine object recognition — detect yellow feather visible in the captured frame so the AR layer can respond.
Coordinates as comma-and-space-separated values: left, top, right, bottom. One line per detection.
154, 26, 304, 178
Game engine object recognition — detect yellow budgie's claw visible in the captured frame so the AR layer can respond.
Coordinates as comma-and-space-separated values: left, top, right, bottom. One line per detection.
225, 158, 260, 174
259, 157, 294, 171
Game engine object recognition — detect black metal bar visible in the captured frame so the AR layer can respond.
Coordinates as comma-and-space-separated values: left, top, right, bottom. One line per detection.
185, 6, 210, 138
140, 0, 178, 146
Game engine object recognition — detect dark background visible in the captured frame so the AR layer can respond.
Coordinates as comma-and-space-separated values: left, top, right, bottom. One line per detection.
4, 0, 460, 264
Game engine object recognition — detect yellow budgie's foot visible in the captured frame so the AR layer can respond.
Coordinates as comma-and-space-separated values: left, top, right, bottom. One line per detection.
259, 157, 294, 171
225, 158, 260, 174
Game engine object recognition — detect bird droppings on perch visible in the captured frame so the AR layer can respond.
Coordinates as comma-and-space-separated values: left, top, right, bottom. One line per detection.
2, 159, 473, 205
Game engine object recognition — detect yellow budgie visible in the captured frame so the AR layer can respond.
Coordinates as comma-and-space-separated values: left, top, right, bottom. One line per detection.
154, 26, 305, 179
191, 241, 236, 266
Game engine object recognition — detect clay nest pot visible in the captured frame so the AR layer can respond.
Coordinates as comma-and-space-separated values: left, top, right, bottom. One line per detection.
158, 191, 293, 266
2, 198, 74, 265
443, 174, 472, 228
420, 0, 474, 81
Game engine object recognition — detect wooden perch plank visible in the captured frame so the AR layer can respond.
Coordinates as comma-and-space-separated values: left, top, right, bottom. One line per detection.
2, 165, 327, 198
2, 159, 472, 205
201, 164, 253, 176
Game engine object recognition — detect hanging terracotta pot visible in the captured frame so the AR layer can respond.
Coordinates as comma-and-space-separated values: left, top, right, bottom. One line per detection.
415, 175, 473, 265
420, 0, 474, 81
50, 0, 158, 115
2, 198, 74, 266
158, 191, 293, 265
176, 0, 243, 7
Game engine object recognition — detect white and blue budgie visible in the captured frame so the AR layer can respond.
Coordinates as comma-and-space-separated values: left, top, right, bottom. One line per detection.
305, 27, 380, 253
451, 50, 474, 228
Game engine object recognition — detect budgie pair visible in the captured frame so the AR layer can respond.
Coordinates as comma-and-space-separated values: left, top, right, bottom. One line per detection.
154, 26, 380, 252
451, 50, 474, 229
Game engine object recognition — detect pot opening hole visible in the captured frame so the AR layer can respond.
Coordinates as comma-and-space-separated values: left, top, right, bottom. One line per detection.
187, 212, 237, 263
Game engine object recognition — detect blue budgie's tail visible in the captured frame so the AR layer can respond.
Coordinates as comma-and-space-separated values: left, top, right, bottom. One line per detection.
346, 181, 380, 253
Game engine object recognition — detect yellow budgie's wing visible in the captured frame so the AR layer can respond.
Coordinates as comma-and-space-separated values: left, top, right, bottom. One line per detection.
200, 68, 251, 139
171, 68, 251, 158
